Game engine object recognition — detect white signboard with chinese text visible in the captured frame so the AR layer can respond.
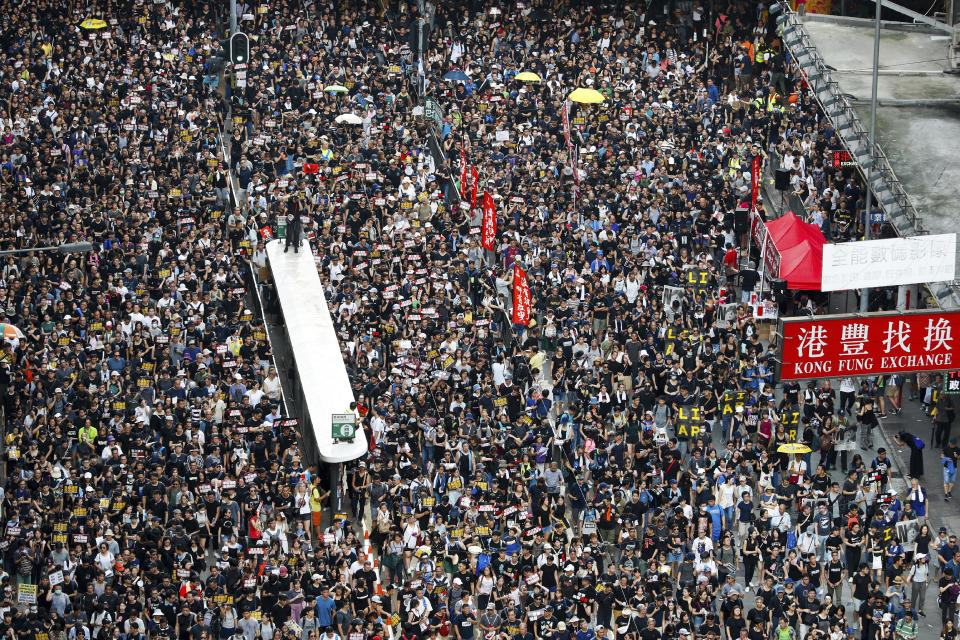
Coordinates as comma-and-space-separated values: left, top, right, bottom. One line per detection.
820, 234, 956, 292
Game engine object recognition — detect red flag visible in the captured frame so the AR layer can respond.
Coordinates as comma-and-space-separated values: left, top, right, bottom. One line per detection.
470, 166, 479, 208
751, 155, 761, 208
512, 266, 532, 326
481, 191, 497, 251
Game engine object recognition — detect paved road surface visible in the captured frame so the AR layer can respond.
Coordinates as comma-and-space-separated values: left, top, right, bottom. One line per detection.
843, 391, 952, 638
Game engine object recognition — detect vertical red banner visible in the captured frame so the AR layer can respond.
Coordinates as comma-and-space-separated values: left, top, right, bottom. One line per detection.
471, 166, 479, 208
460, 149, 467, 192
751, 155, 761, 208
512, 266, 532, 326
481, 191, 497, 251
562, 100, 572, 150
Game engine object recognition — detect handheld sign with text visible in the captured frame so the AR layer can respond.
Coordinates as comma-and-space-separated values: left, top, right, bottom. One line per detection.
946, 371, 960, 395
779, 404, 801, 441
675, 406, 702, 439
721, 390, 748, 417
17, 583, 37, 605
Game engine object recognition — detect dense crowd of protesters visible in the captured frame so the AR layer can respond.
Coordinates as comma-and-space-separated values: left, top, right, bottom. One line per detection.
0, 0, 958, 640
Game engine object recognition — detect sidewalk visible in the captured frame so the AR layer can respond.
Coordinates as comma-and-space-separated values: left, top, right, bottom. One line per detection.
875, 393, 953, 637
879, 394, 960, 534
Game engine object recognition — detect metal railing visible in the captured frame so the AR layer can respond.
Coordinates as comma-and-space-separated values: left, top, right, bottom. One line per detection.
778, 8, 960, 308
247, 266, 288, 415
766, 151, 808, 220
215, 85, 289, 413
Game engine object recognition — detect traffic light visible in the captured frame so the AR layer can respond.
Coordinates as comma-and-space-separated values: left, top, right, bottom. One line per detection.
230, 32, 249, 64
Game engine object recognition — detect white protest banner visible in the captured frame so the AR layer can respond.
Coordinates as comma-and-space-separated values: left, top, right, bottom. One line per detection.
821, 233, 956, 291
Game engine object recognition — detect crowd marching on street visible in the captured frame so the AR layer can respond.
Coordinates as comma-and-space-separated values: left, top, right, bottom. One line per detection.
0, 0, 957, 640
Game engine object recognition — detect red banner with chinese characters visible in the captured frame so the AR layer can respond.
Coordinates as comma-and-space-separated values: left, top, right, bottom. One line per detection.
779, 311, 960, 380
470, 166, 479, 209
481, 191, 496, 251
562, 100, 572, 150
512, 266, 532, 326
751, 156, 760, 208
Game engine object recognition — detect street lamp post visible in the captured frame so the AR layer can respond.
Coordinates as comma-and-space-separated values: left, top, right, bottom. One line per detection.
861, 0, 882, 313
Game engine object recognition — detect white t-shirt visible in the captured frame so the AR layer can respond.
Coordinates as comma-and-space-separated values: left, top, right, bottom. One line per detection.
263, 375, 281, 399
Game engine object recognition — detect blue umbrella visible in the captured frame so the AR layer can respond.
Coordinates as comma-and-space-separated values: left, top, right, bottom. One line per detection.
443, 70, 469, 83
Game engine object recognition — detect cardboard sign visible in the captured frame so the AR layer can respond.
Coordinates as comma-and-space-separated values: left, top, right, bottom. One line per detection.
675, 406, 702, 439
779, 405, 801, 441
721, 391, 748, 417
686, 269, 710, 291
17, 584, 37, 604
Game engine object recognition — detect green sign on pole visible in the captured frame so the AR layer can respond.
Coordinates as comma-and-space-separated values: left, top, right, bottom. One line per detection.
946, 371, 960, 395
424, 97, 444, 130
332, 413, 357, 440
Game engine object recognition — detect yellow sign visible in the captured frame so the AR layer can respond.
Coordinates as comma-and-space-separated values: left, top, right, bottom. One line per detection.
675, 406, 702, 439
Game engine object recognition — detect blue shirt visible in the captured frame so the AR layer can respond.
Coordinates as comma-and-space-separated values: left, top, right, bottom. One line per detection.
316, 596, 336, 626
707, 85, 720, 104
705, 504, 724, 537
908, 487, 927, 516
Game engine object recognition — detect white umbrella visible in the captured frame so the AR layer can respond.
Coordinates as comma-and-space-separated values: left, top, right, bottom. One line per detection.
335, 113, 363, 125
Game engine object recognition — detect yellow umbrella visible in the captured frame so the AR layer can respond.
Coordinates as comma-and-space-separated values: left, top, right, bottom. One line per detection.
568, 87, 605, 104
777, 443, 812, 454
514, 71, 542, 82
80, 19, 108, 30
